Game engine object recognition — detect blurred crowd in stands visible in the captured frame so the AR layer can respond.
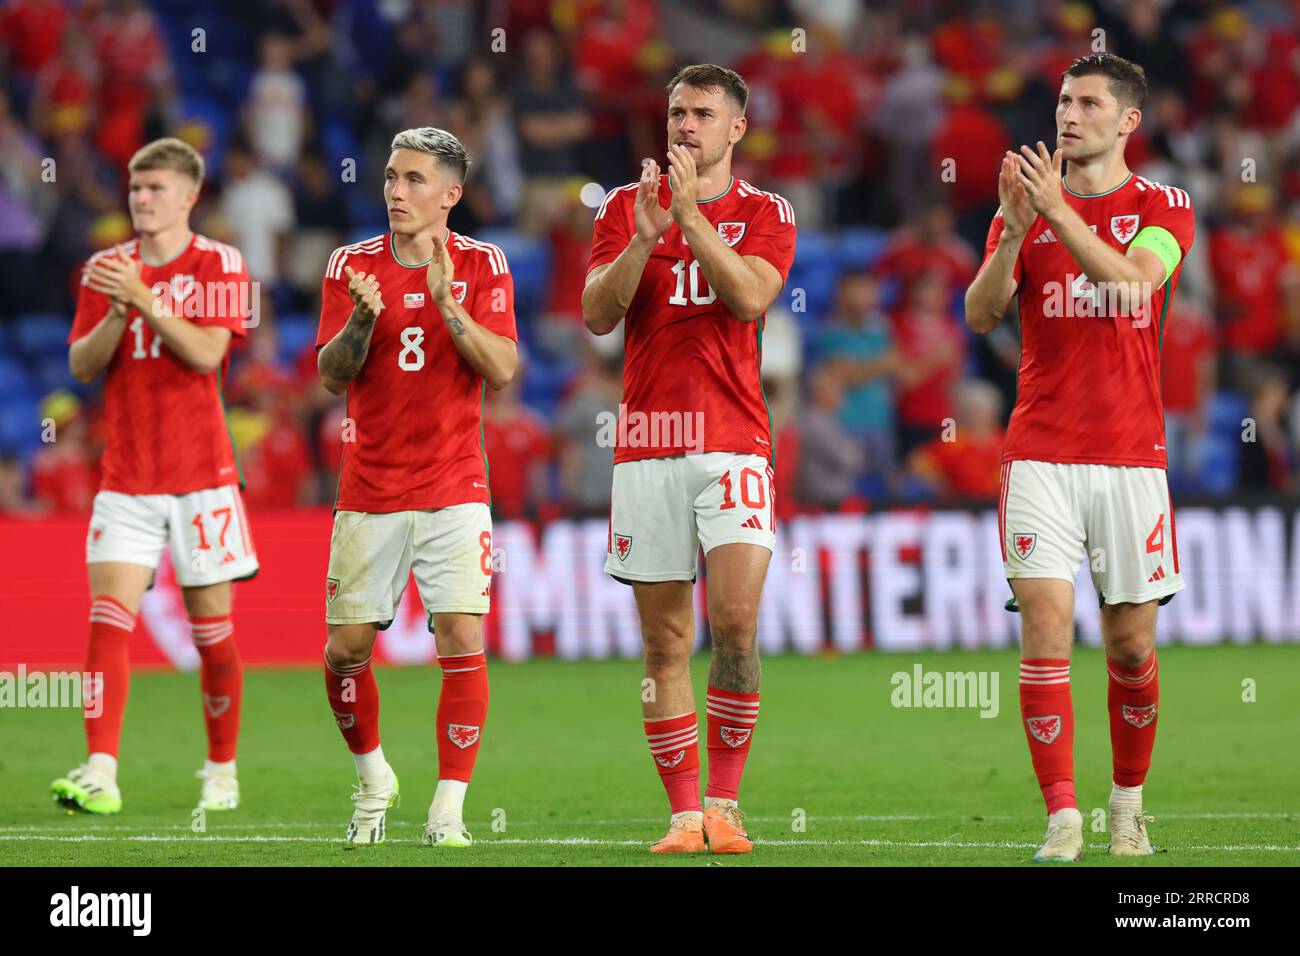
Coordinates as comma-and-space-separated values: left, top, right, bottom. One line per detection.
2, 0, 1300, 519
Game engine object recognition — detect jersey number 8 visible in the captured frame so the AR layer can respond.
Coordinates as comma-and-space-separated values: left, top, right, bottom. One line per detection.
398, 327, 425, 370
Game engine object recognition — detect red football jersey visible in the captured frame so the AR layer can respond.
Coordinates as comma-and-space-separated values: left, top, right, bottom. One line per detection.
981, 173, 1195, 468
588, 176, 796, 463
68, 235, 251, 495
316, 231, 517, 513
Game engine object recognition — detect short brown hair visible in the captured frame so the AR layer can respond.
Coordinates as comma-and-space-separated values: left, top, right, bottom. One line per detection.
128, 137, 205, 186
666, 63, 748, 113
1063, 53, 1148, 111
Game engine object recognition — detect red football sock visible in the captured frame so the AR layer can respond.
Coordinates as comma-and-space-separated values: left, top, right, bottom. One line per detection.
705, 686, 759, 801
84, 597, 135, 757
323, 648, 380, 755
1107, 652, 1159, 787
1019, 658, 1076, 814
645, 712, 701, 814
191, 615, 242, 763
435, 651, 489, 782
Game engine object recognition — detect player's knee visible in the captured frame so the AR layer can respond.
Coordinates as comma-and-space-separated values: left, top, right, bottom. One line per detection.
707, 601, 759, 647
643, 632, 692, 674
325, 627, 374, 667
1105, 632, 1153, 669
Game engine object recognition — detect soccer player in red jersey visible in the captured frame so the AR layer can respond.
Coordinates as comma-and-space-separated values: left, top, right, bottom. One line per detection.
315, 128, 517, 848
583, 64, 796, 854
52, 138, 258, 815
965, 54, 1195, 861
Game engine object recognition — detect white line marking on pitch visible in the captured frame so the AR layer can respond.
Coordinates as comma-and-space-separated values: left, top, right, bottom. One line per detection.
1, 811, 1292, 834
3, 835, 1297, 851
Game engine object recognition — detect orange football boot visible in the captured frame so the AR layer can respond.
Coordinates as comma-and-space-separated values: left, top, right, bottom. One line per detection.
703, 804, 752, 854
649, 814, 706, 854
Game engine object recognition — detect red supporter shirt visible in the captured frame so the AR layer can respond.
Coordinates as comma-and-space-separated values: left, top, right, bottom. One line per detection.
315, 232, 517, 513
873, 234, 977, 299
482, 406, 550, 517
892, 307, 962, 427
980, 173, 1196, 468
917, 429, 1005, 498
1160, 305, 1214, 414
588, 176, 796, 463
1209, 224, 1292, 353
68, 235, 250, 495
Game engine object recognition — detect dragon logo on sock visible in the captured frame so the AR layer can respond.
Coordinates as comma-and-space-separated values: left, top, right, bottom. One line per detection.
654, 750, 685, 769
1122, 703, 1157, 728
202, 694, 231, 718
1026, 714, 1061, 744
720, 726, 752, 748
448, 723, 480, 749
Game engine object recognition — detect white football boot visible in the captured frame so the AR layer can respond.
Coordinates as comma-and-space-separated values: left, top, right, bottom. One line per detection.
1109, 785, 1155, 856
422, 809, 472, 848
344, 766, 399, 847
50, 762, 122, 815
196, 765, 239, 811
1034, 807, 1084, 862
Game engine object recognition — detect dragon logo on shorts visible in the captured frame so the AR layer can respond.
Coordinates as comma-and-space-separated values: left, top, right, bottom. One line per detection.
448, 723, 480, 749
614, 533, 633, 562
1014, 532, 1037, 560
326, 577, 340, 604
1026, 714, 1061, 744
720, 727, 752, 748
654, 750, 686, 769
1122, 703, 1157, 729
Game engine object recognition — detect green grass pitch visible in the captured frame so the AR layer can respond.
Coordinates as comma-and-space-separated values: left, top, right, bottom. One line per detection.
2, 644, 1297, 866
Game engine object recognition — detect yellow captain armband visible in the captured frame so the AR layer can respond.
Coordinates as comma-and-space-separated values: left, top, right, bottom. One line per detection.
1129, 226, 1182, 284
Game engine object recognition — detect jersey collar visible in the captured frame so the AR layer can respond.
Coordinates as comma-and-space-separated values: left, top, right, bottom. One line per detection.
389, 228, 450, 268
1063, 172, 1132, 199
696, 176, 735, 204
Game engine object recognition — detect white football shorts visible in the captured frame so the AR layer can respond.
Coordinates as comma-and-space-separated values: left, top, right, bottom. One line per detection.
325, 504, 492, 628
86, 484, 259, 587
605, 452, 776, 583
999, 459, 1184, 608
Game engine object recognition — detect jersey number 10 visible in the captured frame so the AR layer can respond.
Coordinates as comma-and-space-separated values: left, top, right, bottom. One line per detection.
667, 259, 716, 306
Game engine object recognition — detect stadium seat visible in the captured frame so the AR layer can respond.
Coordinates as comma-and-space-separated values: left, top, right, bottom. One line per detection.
14, 314, 71, 357
836, 227, 889, 271
1197, 391, 1249, 493
0, 396, 41, 453
276, 314, 317, 362
33, 356, 76, 396
0, 357, 34, 399
476, 230, 551, 317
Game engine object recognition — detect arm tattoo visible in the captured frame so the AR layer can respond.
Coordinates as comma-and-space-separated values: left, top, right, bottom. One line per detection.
319, 308, 377, 383
446, 313, 466, 336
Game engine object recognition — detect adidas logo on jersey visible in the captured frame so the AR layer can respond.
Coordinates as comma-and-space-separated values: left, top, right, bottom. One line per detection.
1033, 229, 1058, 244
